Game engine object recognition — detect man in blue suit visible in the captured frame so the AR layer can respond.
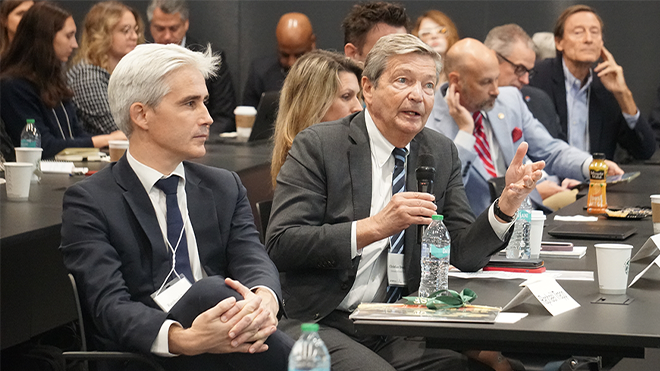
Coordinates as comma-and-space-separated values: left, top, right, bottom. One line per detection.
426, 38, 622, 215
60, 43, 292, 370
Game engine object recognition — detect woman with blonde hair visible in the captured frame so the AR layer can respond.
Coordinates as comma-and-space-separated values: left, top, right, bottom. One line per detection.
271, 50, 362, 186
0, 0, 34, 55
412, 10, 459, 84
67, 1, 144, 135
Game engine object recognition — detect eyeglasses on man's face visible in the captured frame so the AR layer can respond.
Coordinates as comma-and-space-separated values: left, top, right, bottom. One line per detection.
496, 52, 536, 78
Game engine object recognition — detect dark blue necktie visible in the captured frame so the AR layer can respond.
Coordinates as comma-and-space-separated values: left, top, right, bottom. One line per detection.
387, 147, 407, 303
154, 176, 194, 283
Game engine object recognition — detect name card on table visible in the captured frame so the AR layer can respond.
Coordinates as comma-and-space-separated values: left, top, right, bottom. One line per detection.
628, 255, 660, 287
503, 278, 580, 316
631, 234, 660, 262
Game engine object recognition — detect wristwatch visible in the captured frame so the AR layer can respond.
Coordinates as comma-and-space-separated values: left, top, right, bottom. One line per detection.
494, 198, 514, 223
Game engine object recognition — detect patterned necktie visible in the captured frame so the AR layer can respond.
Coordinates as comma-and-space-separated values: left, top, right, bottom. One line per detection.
472, 111, 497, 179
154, 176, 194, 283
387, 147, 407, 303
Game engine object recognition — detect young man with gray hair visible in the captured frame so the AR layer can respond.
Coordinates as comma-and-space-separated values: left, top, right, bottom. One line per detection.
267, 33, 541, 371
147, 0, 237, 134
60, 43, 292, 371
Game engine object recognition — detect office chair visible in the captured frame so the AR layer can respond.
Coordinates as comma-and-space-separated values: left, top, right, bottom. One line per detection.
256, 199, 273, 243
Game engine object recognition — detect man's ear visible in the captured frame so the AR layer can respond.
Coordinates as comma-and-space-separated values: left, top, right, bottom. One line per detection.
554, 36, 564, 53
447, 71, 460, 87
344, 43, 359, 59
361, 75, 374, 106
182, 19, 190, 34
130, 102, 149, 131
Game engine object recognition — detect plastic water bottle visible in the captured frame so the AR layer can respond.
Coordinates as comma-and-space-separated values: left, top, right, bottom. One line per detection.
20, 119, 41, 148
418, 214, 451, 297
288, 323, 330, 371
506, 197, 532, 259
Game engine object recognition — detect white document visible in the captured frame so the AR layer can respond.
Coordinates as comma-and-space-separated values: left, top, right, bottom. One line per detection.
494, 312, 528, 323
628, 255, 660, 287
631, 234, 660, 262
540, 246, 587, 259
503, 278, 580, 316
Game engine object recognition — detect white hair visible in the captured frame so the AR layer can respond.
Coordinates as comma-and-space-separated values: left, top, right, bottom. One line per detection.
108, 43, 219, 137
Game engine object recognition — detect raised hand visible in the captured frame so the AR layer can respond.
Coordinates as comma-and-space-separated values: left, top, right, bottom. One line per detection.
594, 47, 637, 115
499, 142, 545, 217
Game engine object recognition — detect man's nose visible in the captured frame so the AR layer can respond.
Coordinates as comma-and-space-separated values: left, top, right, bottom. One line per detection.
520, 73, 530, 86
408, 83, 424, 101
286, 55, 298, 69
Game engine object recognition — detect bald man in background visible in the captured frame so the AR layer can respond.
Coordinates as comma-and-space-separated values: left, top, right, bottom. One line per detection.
242, 12, 315, 107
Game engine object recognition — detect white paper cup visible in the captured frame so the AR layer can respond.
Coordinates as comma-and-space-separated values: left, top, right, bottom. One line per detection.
234, 106, 257, 139
4, 162, 34, 201
594, 243, 633, 295
530, 210, 546, 259
14, 147, 42, 183
651, 194, 660, 235
108, 140, 129, 162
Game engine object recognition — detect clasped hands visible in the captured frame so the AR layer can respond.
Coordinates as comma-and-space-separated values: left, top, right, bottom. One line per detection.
168, 277, 278, 356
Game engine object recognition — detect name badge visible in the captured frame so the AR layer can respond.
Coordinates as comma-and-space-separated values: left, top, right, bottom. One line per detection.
151, 276, 192, 313
387, 253, 406, 286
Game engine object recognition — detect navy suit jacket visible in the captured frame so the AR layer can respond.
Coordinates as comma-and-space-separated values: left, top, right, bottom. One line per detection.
60, 157, 281, 353
530, 55, 656, 160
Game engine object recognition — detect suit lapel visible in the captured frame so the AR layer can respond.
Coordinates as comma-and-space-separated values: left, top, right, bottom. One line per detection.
114, 157, 171, 288
403, 136, 420, 277
348, 112, 372, 220
487, 106, 516, 165
184, 166, 225, 276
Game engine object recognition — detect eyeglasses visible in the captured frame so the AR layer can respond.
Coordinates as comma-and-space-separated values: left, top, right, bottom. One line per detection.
496, 52, 536, 78
418, 26, 448, 38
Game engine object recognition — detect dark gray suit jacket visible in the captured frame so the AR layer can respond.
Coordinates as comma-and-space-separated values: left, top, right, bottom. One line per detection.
60, 157, 281, 353
266, 111, 508, 322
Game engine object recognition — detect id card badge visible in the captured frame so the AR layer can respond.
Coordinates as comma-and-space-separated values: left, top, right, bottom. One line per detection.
151, 276, 192, 312
387, 253, 406, 286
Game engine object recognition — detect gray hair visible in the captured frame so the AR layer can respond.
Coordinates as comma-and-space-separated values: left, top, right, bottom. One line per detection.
147, 0, 189, 22
363, 33, 442, 87
484, 24, 537, 58
108, 43, 219, 137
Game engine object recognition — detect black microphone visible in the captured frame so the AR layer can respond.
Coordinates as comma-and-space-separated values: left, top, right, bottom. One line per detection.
416, 154, 436, 244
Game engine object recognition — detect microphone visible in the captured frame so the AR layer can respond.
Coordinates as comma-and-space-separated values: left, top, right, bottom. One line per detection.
416, 154, 436, 194
416, 154, 436, 244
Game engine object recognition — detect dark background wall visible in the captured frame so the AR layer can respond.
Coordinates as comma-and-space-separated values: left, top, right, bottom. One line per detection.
60, 1, 660, 115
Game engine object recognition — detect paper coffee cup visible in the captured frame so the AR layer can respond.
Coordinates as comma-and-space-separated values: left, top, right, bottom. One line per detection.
594, 243, 633, 295
15, 147, 43, 183
109, 140, 129, 162
530, 210, 546, 259
651, 195, 660, 235
4, 162, 34, 201
234, 106, 257, 139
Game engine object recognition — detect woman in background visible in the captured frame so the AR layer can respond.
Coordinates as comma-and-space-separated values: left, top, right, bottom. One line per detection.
271, 50, 362, 186
68, 1, 144, 135
0, 0, 34, 55
412, 10, 459, 85
0, 2, 125, 158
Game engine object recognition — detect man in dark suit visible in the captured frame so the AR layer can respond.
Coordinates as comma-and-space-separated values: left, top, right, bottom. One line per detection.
267, 34, 541, 371
60, 43, 292, 370
529, 4, 656, 161
148, 0, 237, 134
242, 12, 315, 107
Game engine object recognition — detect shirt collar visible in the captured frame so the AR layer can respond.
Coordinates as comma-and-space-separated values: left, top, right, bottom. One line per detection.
180, 35, 187, 48
364, 108, 410, 168
562, 57, 592, 92
126, 149, 186, 193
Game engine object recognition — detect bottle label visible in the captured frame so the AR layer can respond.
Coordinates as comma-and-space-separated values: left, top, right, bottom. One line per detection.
20, 139, 37, 148
590, 169, 605, 180
517, 209, 531, 222
430, 244, 449, 259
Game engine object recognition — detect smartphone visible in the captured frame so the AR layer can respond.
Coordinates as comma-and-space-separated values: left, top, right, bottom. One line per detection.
483, 266, 546, 273
541, 241, 574, 251
484, 258, 545, 273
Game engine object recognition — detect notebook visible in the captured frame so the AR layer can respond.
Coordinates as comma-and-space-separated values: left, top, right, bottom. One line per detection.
547, 223, 637, 240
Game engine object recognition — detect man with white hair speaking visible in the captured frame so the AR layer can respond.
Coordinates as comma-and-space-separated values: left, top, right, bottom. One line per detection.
60, 43, 292, 370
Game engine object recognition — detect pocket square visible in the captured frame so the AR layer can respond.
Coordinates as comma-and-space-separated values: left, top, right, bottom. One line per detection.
512, 127, 523, 142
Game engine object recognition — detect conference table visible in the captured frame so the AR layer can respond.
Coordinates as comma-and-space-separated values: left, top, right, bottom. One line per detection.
353, 164, 660, 366
0, 142, 272, 350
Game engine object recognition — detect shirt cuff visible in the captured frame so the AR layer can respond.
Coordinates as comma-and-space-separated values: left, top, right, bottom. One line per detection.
487, 202, 513, 241
151, 320, 179, 357
581, 156, 593, 180
454, 129, 476, 151
350, 221, 358, 259
622, 109, 640, 129
251, 285, 279, 306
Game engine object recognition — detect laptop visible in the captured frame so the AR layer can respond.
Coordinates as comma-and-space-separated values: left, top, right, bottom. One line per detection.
212, 91, 280, 145
547, 223, 637, 240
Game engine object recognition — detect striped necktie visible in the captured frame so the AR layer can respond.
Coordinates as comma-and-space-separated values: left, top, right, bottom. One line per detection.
473, 111, 497, 179
386, 147, 407, 303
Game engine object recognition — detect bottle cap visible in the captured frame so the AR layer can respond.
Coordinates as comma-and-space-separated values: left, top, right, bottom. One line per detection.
26, 119, 35, 124
301, 323, 319, 332
432, 214, 443, 221
593, 153, 606, 160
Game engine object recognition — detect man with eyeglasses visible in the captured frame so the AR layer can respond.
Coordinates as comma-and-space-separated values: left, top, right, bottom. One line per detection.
242, 12, 316, 107
426, 38, 622, 215
530, 5, 656, 161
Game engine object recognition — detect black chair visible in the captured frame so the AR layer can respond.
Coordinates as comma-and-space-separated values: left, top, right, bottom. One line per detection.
62, 274, 165, 371
256, 200, 273, 243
